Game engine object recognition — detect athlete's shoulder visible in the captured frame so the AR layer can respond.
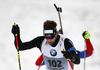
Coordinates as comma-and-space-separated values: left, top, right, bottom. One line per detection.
33, 36, 45, 49
60, 36, 74, 50
34, 36, 45, 42
59, 34, 70, 40
64, 38, 73, 44
59, 34, 73, 44
36, 36, 45, 39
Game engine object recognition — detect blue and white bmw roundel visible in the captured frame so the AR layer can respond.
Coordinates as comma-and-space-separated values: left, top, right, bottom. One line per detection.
50, 49, 57, 56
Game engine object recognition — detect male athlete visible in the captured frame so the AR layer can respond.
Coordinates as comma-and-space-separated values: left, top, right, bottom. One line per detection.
12, 20, 80, 70
36, 31, 94, 67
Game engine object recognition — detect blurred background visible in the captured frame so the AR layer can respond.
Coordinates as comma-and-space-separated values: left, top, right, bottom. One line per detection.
0, 0, 100, 70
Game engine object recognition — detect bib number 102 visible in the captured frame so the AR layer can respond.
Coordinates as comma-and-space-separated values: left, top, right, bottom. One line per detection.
48, 60, 62, 67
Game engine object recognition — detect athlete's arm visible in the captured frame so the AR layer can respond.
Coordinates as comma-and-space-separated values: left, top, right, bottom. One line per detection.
14, 36, 44, 50
12, 24, 44, 50
79, 31, 94, 58
63, 38, 80, 64
79, 39, 94, 58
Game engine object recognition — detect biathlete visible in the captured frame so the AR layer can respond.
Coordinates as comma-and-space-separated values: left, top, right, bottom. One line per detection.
35, 31, 94, 67
12, 20, 80, 70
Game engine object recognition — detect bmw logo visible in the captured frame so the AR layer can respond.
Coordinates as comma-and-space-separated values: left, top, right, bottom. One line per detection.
50, 49, 57, 56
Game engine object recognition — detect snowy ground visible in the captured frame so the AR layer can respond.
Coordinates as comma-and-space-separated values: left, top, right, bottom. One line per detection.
0, 0, 100, 70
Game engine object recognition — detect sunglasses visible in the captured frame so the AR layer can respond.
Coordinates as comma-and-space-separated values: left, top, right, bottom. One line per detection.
45, 36, 54, 39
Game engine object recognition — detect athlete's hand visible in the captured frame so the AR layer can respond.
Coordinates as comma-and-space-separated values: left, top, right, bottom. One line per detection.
61, 51, 71, 59
11, 24, 20, 36
82, 31, 90, 39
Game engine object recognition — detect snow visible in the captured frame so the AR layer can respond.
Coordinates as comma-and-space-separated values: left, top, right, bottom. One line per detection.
0, 0, 100, 70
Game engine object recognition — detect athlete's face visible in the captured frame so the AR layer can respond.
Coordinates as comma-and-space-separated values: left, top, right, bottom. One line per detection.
46, 33, 58, 45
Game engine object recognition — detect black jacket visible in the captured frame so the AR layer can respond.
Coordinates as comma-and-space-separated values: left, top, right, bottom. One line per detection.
14, 35, 80, 64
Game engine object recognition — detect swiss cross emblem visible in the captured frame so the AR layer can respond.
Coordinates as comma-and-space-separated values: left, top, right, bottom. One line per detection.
61, 38, 63, 41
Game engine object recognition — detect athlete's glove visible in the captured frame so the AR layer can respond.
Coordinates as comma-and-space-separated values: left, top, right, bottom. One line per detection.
82, 31, 90, 39
61, 51, 71, 59
11, 24, 20, 36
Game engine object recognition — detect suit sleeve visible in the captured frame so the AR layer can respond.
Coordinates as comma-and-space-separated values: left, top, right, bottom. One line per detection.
14, 35, 44, 51
79, 39, 94, 58
64, 38, 80, 64
86, 39, 94, 57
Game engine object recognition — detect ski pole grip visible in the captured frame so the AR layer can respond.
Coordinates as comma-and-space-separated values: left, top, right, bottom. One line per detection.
63, 49, 65, 52
14, 23, 18, 36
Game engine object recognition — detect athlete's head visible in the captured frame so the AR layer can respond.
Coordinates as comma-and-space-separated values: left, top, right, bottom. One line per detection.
43, 20, 57, 39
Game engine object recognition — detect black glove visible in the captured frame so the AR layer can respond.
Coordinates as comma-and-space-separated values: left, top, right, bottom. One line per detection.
11, 24, 20, 36
61, 51, 71, 59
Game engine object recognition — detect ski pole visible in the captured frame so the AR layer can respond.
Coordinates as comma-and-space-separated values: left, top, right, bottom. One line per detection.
14, 23, 22, 70
54, 4, 74, 70
63, 49, 74, 70
54, 4, 63, 34
37, 58, 43, 70
37, 64, 42, 70
84, 40, 86, 70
